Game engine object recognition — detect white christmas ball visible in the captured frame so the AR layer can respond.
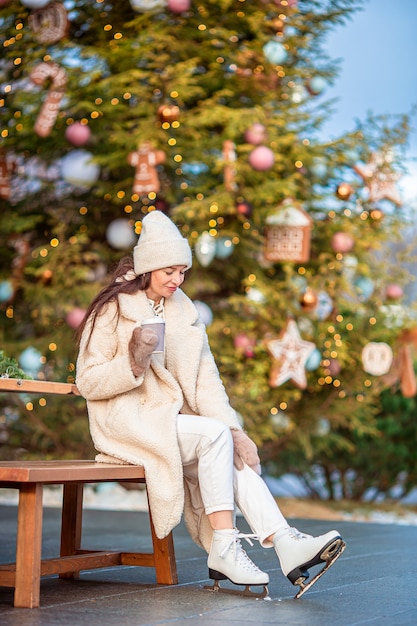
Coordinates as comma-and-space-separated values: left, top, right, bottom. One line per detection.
314, 291, 333, 320
307, 76, 327, 95
21, 0, 50, 8
306, 348, 322, 371
194, 300, 213, 326
354, 276, 374, 301
0, 280, 14, 302
245, 287, 265, 303
271, 411, 291, 432
290, 275, 307, 294
106, 219, 137, 249
297, 316, 314, 335
291, 84, 308, 104
19, 346, 42, 375
61, 150, 100, 188
310, 157, 327, 178
342, 254, 358, 281
263, 39, 288, 65
316, 419, 330, 436
129, 0, 167, 12
216, 237, 234, 259
195, 232, 216, 267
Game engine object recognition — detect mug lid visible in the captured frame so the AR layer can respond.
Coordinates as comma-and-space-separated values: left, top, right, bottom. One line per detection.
141, 317, 165, 324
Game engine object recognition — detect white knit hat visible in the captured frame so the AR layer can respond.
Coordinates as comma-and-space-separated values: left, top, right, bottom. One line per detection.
133, 211, 192, 275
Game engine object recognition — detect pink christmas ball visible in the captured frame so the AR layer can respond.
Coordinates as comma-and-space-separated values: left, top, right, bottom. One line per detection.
236, 199, 253, 218
328, 359, 341, 377
385, 283, 404, 300
331, 231, 354, 253
234, 333, 251, 349
244, 123, 267, 145
167, 0, 191, 13
248, 146, 275, 171
234, 333, 256, 357
65, 122, 91, 147
66, 307, 87, 329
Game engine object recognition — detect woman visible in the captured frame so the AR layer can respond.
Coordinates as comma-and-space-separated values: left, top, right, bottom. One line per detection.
76, 210, 345, 597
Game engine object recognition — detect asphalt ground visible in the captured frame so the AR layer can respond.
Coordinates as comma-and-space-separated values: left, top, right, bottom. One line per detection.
0, 504, 415, 625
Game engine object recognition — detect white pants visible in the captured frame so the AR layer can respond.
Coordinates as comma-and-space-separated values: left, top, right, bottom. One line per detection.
177, 414, 288, 547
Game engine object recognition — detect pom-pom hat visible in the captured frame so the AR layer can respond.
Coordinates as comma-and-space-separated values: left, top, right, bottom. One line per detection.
133, 210, 192, 275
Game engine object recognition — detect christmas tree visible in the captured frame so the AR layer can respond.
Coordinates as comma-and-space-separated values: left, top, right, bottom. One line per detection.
1, 0, 416, 496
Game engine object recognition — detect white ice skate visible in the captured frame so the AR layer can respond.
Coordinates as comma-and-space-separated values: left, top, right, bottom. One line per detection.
273, 527, 346, 599
205, 528, 269, 598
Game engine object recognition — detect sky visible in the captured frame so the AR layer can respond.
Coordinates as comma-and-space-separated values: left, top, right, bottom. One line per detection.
319, 0, 417, 206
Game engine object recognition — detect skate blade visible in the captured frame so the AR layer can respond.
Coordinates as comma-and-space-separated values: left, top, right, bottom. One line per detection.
294, 539, 346, 600
204, 579, 269, 599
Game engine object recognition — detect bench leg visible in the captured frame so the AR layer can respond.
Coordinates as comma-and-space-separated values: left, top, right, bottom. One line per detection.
14, 483, 43, 608
60, 483, 83, 579
148, 497, 178, 585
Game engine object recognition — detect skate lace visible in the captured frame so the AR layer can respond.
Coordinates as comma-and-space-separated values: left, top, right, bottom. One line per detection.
219, 531, 262, 572
290, 527, 312, 540
274, 526, 312, 543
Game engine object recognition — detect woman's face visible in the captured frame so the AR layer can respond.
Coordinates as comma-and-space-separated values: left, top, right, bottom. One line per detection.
146, 266, 187, 302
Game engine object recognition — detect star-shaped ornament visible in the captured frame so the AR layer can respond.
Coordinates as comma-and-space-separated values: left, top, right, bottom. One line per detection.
367, 170, 402, 205
266, 319, 316, 389
353, 152, 402, 206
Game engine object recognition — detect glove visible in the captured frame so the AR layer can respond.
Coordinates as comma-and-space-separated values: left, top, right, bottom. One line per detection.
231, 429, 261, 475
128, 326, 158, 378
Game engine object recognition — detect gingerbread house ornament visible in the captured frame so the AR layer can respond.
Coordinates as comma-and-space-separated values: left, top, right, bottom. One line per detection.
264, 199, 313, 263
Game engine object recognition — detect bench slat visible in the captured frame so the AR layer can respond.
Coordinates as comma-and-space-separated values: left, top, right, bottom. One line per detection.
0, 379, 80, 395
0, 460, 145, 483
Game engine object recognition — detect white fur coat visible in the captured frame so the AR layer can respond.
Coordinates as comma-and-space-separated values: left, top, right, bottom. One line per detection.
76, 288, 241, 551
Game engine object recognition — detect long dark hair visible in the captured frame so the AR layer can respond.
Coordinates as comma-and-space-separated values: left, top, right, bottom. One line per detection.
77, 256, 150, 347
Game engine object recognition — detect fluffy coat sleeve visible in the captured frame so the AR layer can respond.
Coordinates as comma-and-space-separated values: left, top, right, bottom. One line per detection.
76, 302, 143, 401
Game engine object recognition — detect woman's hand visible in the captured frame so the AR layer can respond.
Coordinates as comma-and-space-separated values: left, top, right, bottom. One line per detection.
231, 429, 261, 475
128, 326, 158, 377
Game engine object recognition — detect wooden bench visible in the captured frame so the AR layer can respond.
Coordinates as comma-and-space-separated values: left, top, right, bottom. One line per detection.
0, 379, 178, 608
